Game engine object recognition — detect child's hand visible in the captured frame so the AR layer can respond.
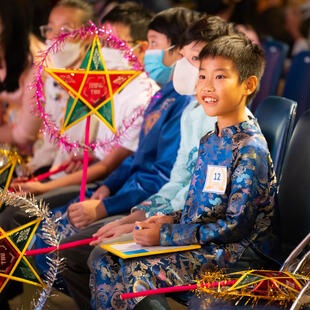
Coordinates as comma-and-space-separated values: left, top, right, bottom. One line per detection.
133, 221, 161, 246
68, 199, 107, 229
91, 222, 134, 246
145, 215, 173, 225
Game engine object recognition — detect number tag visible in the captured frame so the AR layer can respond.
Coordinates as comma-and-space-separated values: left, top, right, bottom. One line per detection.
203, 165, 227, 194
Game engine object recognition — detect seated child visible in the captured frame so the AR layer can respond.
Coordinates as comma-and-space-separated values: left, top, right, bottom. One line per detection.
89, 33, 279, 310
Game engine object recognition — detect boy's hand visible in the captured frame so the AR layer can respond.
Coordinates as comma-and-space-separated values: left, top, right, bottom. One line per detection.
90, 185, 110, 200
145, 215, 173, 225
68, 199, 107, 229
91, 222, 135, 246
133, 221, 161, 246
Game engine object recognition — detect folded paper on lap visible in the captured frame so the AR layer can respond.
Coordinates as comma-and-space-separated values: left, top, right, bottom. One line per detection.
101, 240, 201, 259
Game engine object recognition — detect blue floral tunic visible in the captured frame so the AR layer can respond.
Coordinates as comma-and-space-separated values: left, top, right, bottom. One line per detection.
89, 118, 278, 310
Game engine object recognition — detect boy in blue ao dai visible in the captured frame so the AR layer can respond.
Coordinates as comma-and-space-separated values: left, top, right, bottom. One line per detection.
89, 34, 279, 310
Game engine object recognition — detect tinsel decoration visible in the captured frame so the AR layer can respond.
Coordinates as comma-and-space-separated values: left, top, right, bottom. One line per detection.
33, 21, 154, 155
198, 269, 310, 307
45, 35, 142, 135
121, 269, 310, 308
0, 189, 65, 309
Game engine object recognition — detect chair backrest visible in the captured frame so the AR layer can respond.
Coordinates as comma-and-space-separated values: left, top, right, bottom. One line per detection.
277, 110, 310, 258
254, 96, 297, 179
250, 39, 289, 113
282, 51, 310, 122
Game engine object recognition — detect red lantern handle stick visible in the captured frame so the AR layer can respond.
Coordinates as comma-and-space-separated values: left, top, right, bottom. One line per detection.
80, 115, 91, 201
120, 279, 237, 300
24, 236, 97, 256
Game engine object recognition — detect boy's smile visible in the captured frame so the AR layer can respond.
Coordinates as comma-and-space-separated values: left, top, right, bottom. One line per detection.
196, 56, 251, 133
201, 95, 218, 103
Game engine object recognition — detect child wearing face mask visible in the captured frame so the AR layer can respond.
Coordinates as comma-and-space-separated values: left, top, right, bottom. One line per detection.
143, 8, 204, 87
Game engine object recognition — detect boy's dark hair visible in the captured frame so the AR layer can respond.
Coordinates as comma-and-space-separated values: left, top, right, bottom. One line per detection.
0, 0, 30, 92
199, 34, 265, 104
56, 0, 95, 24
180, 16, 236, 48
102, 2, 153, 42
148, 7, 204, 50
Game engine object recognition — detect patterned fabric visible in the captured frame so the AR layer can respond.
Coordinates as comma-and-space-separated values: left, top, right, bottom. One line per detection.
134, 106, 252, 218
89, 118, 278, 310
161, 118, 278, 263
134, 102, 216, 217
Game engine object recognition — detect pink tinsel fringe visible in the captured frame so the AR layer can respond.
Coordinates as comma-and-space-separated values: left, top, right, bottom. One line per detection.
31, 21, 156, 154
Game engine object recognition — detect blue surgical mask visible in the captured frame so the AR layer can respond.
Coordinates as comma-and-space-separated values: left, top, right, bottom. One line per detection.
144, 48, 175, 85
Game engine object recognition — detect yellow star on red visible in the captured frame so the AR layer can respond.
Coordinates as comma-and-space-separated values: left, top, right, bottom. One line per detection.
45, 35, 142, 134
0, 218, 44, 292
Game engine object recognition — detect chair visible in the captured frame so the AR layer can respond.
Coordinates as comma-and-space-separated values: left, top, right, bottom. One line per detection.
254, 96, 297, 180
277, 109, 310, 260
282, 51, 310, 122
250, 39, 289, 113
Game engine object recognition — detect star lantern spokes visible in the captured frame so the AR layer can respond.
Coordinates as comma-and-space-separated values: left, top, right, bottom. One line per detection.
0, 218, 44, 292
45, 35, 142, 134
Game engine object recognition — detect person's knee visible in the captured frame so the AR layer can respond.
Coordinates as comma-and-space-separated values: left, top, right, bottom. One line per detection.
0, 205, 31, 230
87, 246, 106, 270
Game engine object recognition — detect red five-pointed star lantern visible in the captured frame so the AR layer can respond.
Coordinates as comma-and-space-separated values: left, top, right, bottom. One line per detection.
45, 35, 142, 201
45, 35, 141, 134
0, 218, 43, 292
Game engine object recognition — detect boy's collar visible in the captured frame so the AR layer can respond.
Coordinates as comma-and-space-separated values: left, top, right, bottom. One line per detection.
214, 116, 256, 137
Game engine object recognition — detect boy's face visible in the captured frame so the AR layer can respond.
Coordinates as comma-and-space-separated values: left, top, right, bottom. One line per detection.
45, 6, 85, 40
196, 56, 251, 119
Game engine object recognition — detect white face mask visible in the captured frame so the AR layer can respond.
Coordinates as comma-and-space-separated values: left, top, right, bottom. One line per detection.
172, 57, 199, 95
100, 47, 131, 70
46, 40, 82, 68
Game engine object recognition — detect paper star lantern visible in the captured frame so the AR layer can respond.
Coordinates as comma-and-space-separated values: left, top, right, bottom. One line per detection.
0, 218, 44, 292
198, 269, 310, 307
0, 149, 22, 209
122, 269, 310, 308
45, 35, 142, 134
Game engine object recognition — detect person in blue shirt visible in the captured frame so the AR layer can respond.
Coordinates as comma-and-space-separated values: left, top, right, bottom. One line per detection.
89, 33, 279, 310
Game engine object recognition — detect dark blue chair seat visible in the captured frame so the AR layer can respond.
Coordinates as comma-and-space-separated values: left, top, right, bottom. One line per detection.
277, 110, 310, 259
254, 96, 297, 180
282, 51, 310, 123
250, 39, 288, 113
